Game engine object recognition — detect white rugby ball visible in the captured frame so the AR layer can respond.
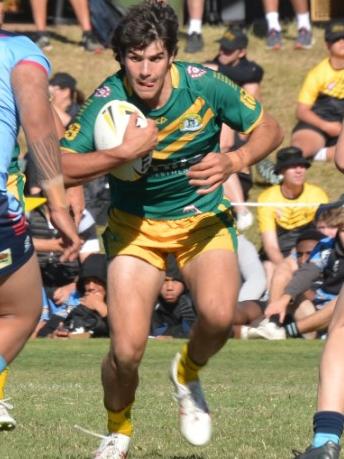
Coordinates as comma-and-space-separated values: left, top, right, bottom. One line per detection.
94, 100, 152, 182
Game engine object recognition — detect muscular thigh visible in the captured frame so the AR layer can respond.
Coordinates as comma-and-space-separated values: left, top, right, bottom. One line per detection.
182, 249, 240, 324
107, 256, 165, 347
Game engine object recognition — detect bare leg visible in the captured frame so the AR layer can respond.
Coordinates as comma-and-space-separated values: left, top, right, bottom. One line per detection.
317, 287, 344, 412
29, 0, 48, 32
101, 256, 164, 412
182, 249, 240, 365
291, 129, 326, 158
68, 0, 92, 32
0, 255, 42, 364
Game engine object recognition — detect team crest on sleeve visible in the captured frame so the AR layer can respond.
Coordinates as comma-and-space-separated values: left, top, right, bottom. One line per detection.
179, 114, 203, 132
64, 123, 81, 141
187, 65, 207, 78
94, 85, 111, 98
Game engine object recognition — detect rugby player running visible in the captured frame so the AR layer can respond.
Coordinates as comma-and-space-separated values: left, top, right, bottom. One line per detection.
60, 1, 283, 457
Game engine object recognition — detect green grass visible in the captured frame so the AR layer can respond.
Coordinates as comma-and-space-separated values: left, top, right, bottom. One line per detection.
3, 338, 324, 459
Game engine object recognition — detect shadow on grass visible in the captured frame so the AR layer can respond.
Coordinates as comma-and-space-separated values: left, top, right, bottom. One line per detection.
170, 456, 204, 459
7, 28, 80, 46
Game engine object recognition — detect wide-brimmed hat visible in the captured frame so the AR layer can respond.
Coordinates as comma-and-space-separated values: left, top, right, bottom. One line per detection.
325, 19, 344, 43
217, 27, 248, 52
274, 146, 311, 173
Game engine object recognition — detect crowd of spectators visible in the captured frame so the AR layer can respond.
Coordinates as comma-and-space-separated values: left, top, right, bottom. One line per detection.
0, 1, 343, 341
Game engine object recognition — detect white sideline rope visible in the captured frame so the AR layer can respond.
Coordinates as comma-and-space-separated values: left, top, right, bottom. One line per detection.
231, 202, 322, 208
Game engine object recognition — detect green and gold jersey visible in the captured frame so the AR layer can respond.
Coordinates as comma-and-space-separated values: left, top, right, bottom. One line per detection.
61, 61, 263, 220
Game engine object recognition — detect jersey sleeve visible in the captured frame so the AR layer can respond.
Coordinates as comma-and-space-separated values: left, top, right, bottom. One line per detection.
60, 81, 115, 154
11, 36, 51, 75
203, 69, 263, 134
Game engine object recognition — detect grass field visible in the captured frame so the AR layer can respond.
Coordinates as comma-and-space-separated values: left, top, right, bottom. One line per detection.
3, 338, 325, 459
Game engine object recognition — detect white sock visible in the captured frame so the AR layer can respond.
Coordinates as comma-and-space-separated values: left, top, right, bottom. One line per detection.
266, 12, 281, 32
314, 147, 327, 161
296, 13, 311, 31
188, 19, 202, 35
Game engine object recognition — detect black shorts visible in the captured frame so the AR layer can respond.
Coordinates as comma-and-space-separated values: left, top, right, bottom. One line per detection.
292, 121, 338, 147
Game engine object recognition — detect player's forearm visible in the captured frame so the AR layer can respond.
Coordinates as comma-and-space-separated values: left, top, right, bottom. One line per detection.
12, 64, 69, 209
61, 149, 127, 186
226, 112, 283, 172
296, 103, 327, 131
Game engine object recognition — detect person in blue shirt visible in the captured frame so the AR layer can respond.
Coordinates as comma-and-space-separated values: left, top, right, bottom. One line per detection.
0, 30, 80, 431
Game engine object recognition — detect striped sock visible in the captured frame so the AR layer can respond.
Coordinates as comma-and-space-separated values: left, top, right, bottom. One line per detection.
285, 322, 300, 338
107, 402, 133, 437
312, 411, 344, 447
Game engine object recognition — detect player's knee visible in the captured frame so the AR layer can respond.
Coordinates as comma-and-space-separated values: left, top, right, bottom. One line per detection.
110, 341, 145, 373
199, 307, 234, 333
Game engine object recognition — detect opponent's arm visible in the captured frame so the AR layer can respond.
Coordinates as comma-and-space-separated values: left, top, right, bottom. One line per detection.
11, 62, 80, 261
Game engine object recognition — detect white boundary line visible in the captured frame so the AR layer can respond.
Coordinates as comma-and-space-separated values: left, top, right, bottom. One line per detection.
231, 202, 322, 207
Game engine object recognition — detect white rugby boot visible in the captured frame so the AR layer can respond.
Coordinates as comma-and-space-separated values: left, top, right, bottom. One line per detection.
170, 352, 211, 446
0, 399, 16, 431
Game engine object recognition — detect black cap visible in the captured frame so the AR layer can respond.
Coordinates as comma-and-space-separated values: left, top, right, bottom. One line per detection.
218, 27, 248, 51
325, 19, 344, 43
274, 146, 311, 174
296, 229, 324, 244
315, 194, 344, 221
49, 72, 77, 90
76, 253, 107, 293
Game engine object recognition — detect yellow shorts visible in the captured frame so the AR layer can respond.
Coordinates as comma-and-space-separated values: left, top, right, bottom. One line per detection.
103, 208, 237, 270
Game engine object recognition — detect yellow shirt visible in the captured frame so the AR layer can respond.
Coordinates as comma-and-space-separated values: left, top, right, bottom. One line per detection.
298, 58, 344, 106
257, 183, 329, 233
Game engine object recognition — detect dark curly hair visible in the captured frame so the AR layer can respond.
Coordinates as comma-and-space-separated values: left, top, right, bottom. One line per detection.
111, 0, 179, 64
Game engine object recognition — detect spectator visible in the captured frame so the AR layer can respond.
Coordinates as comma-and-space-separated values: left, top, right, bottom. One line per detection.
150, 255, 196, 338
28, 191, 99, 295
315, 195, 344, 238
254, 207, 344, 340
49, 72, 85, 127
235, 228, 323, 339
184, 0, 204, 53
263, 0, 312, 50
291, 19, 344, 161
257, 146, 328, 285
37, 253, 109, 338
30, 0, 102, 52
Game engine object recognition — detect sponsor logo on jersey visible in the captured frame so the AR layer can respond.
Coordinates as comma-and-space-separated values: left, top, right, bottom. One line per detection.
94, 86, 111, 98
179, 114, 203, 132
240, 88, 256, 110
327, 82, 336, 91
64, 123, 81, 141
187, 65, 207, 79
155, 116, 168, 125
0, 249, 12, 269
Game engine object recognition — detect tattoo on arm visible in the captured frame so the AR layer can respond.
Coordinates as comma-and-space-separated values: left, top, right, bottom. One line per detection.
28, 132, 63, 186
